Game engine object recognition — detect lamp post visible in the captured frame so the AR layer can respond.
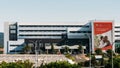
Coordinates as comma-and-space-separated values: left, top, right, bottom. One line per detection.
35, 40, 38, 68
85, 34, 91, 68
29, 40, 38, 68
112, 42, 115, 68
112, 48, 113, 68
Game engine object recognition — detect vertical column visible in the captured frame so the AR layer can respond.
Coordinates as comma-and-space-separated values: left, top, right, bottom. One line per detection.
4, 22, 9, 54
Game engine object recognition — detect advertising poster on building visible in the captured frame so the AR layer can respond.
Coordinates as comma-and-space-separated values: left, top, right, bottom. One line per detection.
93, 21, 113, 51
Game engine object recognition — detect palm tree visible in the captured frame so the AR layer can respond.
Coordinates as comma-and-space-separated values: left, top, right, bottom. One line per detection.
78, 45, 83, 54
116, 47, 120, 54
64, 46, 69, 54
23, 45, 31, 54
51, 44, 55, 54
106, 49, 113, 59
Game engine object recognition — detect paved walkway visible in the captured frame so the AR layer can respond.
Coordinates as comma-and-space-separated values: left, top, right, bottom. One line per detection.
0, 54, 68, 66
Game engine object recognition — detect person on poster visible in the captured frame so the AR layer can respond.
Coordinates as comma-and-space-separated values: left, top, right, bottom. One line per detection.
103, 36, 111, 46
102, 36, 112, 50
98, 36, 104, 48
98, 36, 112, 50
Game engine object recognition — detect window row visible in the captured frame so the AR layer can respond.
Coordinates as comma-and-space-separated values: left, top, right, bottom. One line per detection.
70, 31, 91, 33
19, 25, 89, 27
9, 25, 16, 29
19, 34, 63, 36
115, 26, 120, 28
115, 31, 120, 32
115, 35, 120, 37
10, 30, 16, 33
19, 30, 66, 32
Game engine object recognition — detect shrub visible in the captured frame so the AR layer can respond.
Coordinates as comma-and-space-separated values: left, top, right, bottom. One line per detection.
65, 54, 75, 61
40, 61, 81, 68
0, 60, 33, 68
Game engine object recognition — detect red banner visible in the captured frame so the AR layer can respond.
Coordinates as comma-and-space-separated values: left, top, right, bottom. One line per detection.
94, 22, 112, 35
93, 21, 113, 51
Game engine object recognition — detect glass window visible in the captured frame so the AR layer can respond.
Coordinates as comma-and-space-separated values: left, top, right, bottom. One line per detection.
10, 30, 16, 33
10, 25, 16, 29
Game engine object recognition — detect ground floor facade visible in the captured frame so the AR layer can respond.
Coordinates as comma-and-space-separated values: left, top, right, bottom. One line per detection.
9, 39, 89, 54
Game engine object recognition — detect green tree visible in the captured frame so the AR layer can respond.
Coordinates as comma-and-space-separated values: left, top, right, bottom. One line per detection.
104, 49, 115, 68
116, 47, 120, 54
64, 46, 69, 54
113, 58, 120, 68
105, 57, 120, 68
95, 48, 103, 55
22, 45, 31, 54
106, 49, 113, 59
91, 55, 97, 67
78, 45, 83, 54
51, 44, 55, 54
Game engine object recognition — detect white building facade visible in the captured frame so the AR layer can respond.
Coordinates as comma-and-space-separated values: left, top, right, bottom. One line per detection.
4, 21, 120, 54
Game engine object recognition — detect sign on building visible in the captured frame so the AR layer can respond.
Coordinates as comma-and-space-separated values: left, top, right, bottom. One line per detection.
92, 21, 114, 52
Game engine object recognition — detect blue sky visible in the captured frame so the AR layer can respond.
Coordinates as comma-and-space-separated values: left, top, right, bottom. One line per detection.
0, 0, 120, 32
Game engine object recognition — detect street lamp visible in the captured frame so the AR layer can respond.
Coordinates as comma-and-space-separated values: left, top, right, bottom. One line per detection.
35, 41, 38, 68
85, 34, 92, 68
29, 40, 38, 68
112, 41, 115, 68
